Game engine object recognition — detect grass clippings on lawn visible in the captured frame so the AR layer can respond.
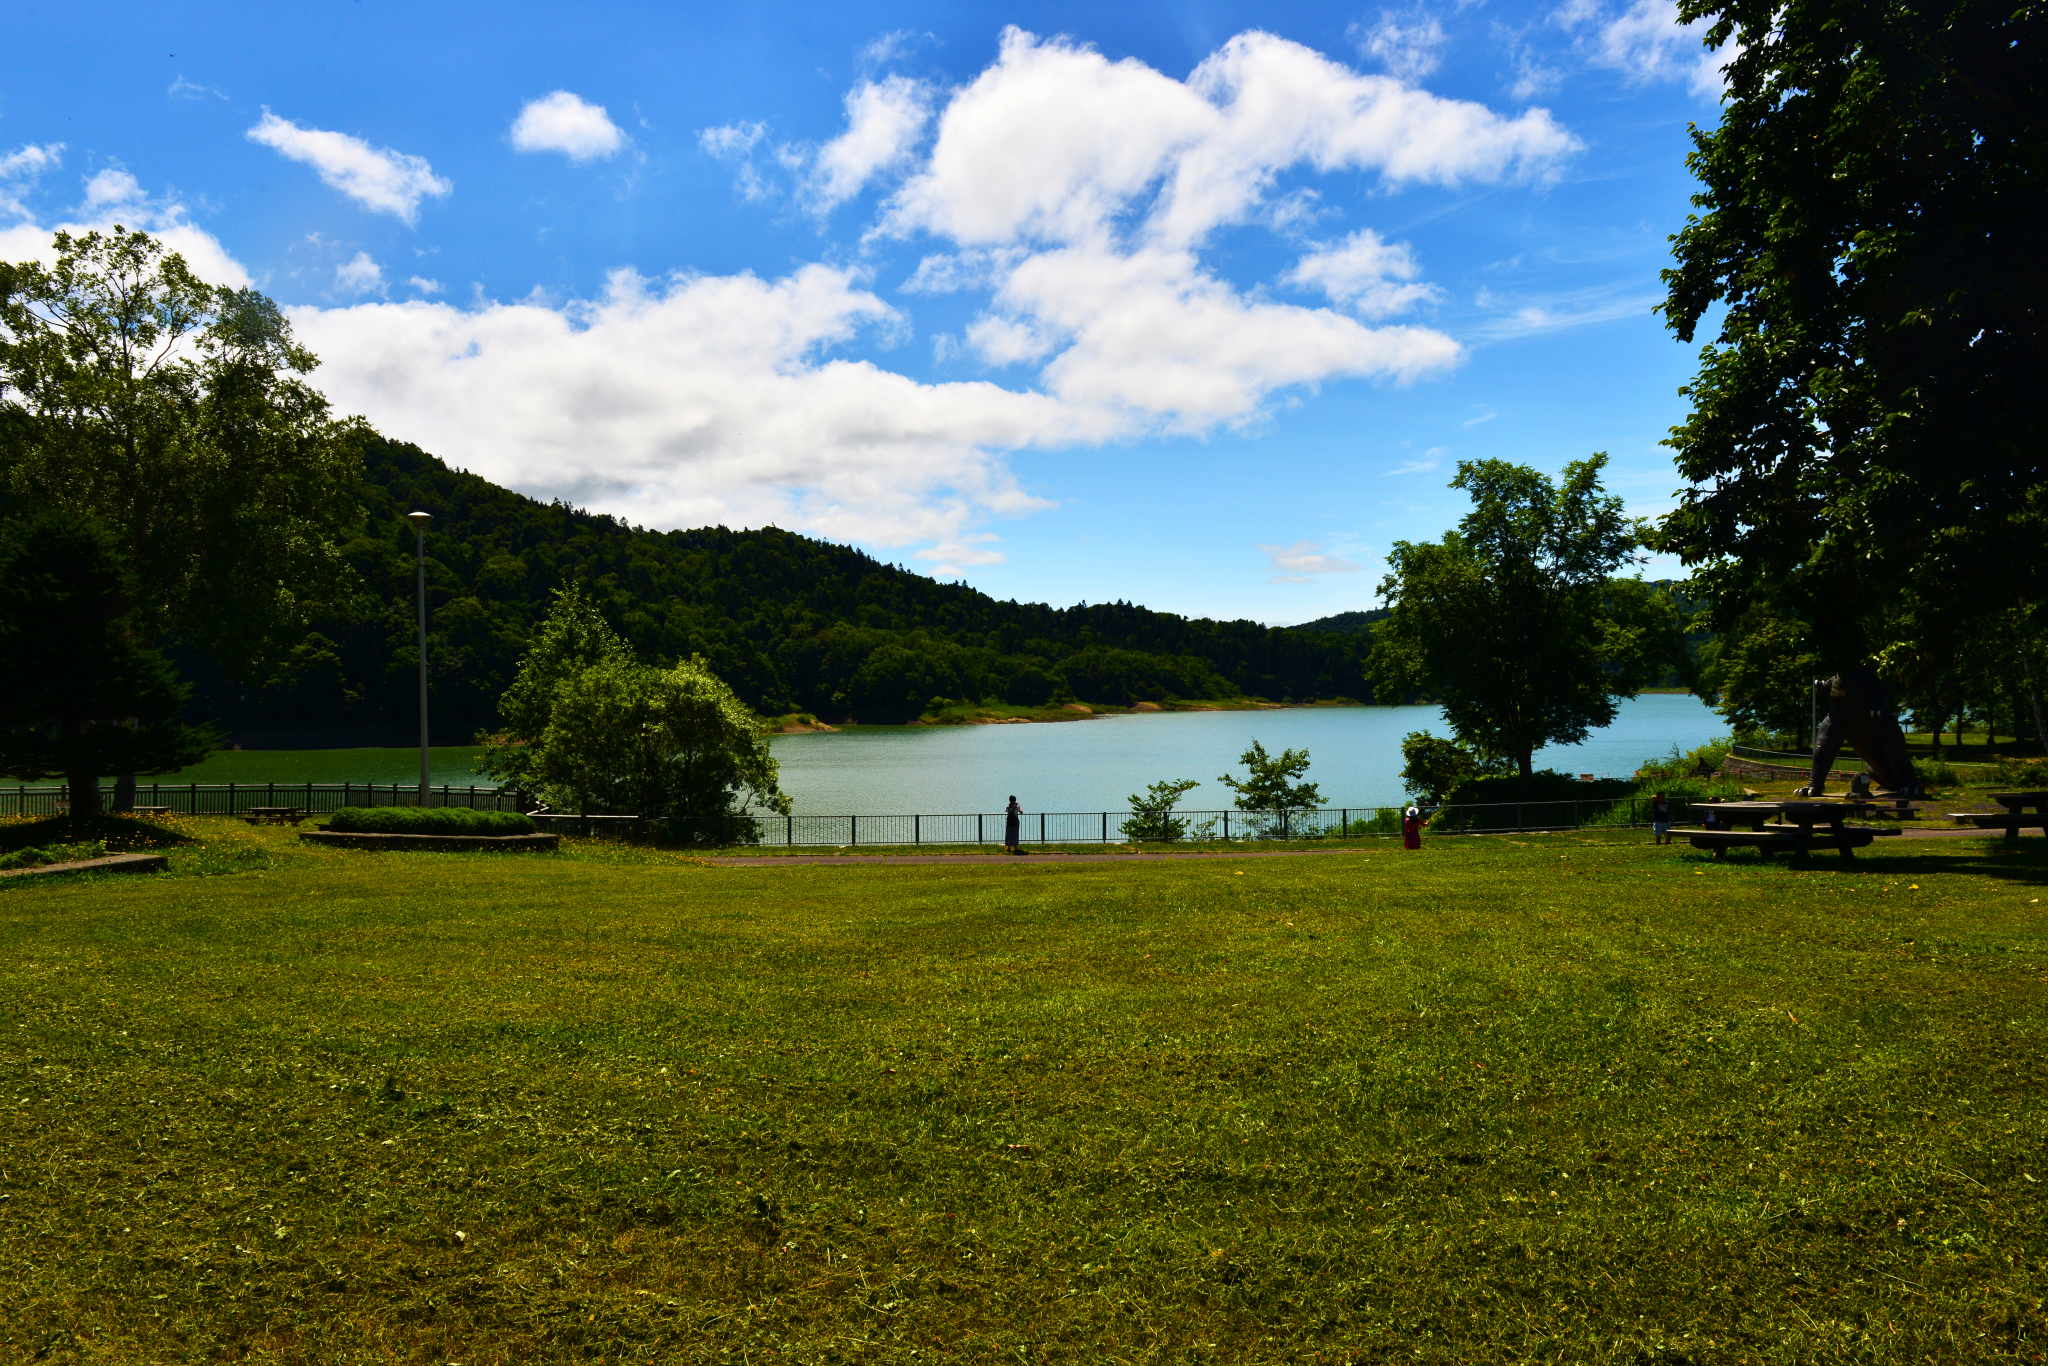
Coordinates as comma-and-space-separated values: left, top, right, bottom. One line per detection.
1, 823, 2043, 1364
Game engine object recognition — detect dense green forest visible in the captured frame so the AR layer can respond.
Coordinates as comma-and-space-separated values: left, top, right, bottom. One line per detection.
182, 438, 1375, 743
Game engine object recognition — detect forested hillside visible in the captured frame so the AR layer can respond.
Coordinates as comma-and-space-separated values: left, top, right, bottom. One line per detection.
183, 438, 1374, 743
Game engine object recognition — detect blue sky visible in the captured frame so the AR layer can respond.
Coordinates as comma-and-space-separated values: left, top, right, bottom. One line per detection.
1, 0, 1727, 624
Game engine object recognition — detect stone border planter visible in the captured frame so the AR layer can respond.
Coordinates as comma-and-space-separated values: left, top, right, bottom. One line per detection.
299, 830, 559, 852
0, 852, 169, 880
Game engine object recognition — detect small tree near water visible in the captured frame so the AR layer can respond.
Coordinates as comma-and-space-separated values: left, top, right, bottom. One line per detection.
1121, 778, 1200, 842
528, 654, 791, 841
1218, 741, 1321, 836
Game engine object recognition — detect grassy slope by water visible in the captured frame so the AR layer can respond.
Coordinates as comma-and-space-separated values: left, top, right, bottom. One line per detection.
91, 747, 494, 788
2, 823, 2044, 1364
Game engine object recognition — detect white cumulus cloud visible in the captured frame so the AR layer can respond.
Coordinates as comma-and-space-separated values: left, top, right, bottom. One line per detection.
883, 28, 1576, 249
288, 265, 1102, 554
804, 76, 931, 213
510, 91, 627, 162
4, 29, 1584, 572
247, 111, 452, 222
1284, 230, 1441, 318
0, 175, 249, 289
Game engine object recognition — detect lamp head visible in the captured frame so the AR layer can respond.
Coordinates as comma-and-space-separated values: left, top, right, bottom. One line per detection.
406, 511, 432, 533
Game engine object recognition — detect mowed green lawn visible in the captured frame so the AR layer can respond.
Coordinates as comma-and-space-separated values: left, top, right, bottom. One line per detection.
3, 825, 2045, 1364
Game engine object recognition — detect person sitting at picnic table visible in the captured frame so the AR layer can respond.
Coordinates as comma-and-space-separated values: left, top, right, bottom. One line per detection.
1650, 792, 1673, 845
1401, 805, 1422, 850
1004, 795, 1024, 854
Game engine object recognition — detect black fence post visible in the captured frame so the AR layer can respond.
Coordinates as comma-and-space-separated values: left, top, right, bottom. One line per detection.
851, 814, 858, 846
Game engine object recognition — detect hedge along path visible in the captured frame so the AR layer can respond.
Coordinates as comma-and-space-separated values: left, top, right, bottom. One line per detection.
0, 820, 2044, 1364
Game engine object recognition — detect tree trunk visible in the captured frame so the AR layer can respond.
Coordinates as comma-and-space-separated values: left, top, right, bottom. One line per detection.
2024, 646, 2048, 757
1517, 748, 1534, 789
1930, 704, 1943, 757
67, 768, 103, 821
113, 772, 137, 812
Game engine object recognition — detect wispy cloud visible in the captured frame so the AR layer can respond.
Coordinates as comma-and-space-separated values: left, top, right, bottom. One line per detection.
247, 111, 451, 223
167, 75, 226, 100
0, 143, 63, 217
1258, 540, 1363, 584
333, 251, 386, 297
1389, 446, 1448, 474
1472, 283, 1661, 339
1352, 6, 1449, 83
1556, 0, 1734, 97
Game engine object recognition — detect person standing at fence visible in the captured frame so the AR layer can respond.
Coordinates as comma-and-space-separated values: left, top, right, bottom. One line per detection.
1650, 791, 1673, 845
1004, 795, 1024, 854
1401, 805, 1422, 850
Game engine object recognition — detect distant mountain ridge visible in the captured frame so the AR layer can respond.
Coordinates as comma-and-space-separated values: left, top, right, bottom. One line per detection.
184, 438, 1376, 744
1292, 609, 1391, 637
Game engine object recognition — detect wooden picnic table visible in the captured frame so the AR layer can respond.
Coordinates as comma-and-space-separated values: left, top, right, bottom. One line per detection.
1947, 790, 2048, 840
1687, 800, 1899, 861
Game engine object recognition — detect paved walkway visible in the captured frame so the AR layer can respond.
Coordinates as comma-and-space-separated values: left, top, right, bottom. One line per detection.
702, 824, 2033, 868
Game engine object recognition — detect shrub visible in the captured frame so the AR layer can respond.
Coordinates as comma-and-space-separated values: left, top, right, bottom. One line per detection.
0, 845, 56, 870
1986, 757, 2048, 788
1634, 738, 1735, 784
1120, 779, 1200, 842
325, 807, 535, 836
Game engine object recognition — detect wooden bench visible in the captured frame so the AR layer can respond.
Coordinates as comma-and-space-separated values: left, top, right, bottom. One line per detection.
1948, 791, 2048, 839
242, 806, 303, 825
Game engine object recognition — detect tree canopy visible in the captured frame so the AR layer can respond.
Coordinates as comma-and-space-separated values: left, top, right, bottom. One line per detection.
0, 227, 365, 678
1371, 456, 1683, 785
1658, 0, 2048, 661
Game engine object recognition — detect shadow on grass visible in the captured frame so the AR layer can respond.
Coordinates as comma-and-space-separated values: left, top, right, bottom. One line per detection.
1681, 840, 2048, 884
0, 813, 197, 854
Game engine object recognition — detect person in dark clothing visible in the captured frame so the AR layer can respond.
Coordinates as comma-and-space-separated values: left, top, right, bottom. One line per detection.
1004, 795, 1023, 853
1401, 805, 1422, 850
1650, 792, 1673, 845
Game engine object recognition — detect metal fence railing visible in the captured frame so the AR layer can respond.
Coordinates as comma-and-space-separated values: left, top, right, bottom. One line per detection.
0, 781, 523, 820
3, 788, 1713, 845
655, 798, 1709, 847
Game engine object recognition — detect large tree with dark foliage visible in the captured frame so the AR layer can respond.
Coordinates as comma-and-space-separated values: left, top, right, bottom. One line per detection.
0, 514, 212, 816
0, 228, 366, 673
1658, 0, 2048, 665
1370, 456, 1683, 787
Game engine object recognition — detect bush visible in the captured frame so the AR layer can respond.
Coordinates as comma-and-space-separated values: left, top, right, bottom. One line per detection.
0, 845, 57, 870
1120, 778, 1200, 842
1986, 757, 2048, 788
1633, 738, 1735, 784
325, 807, 535, 836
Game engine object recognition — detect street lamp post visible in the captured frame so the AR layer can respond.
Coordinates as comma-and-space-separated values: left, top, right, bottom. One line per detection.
408, 512, 433, 806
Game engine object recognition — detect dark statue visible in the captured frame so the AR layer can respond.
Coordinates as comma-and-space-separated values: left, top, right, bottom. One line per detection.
1809, 667, 1922, 797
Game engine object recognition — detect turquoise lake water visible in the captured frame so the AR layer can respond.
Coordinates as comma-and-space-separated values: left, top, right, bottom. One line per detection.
765, 693, 1726, 814
99, 693, 1725, 811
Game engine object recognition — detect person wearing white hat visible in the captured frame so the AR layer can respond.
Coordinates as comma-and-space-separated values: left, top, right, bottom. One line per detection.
1401, 805, 1422, 850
